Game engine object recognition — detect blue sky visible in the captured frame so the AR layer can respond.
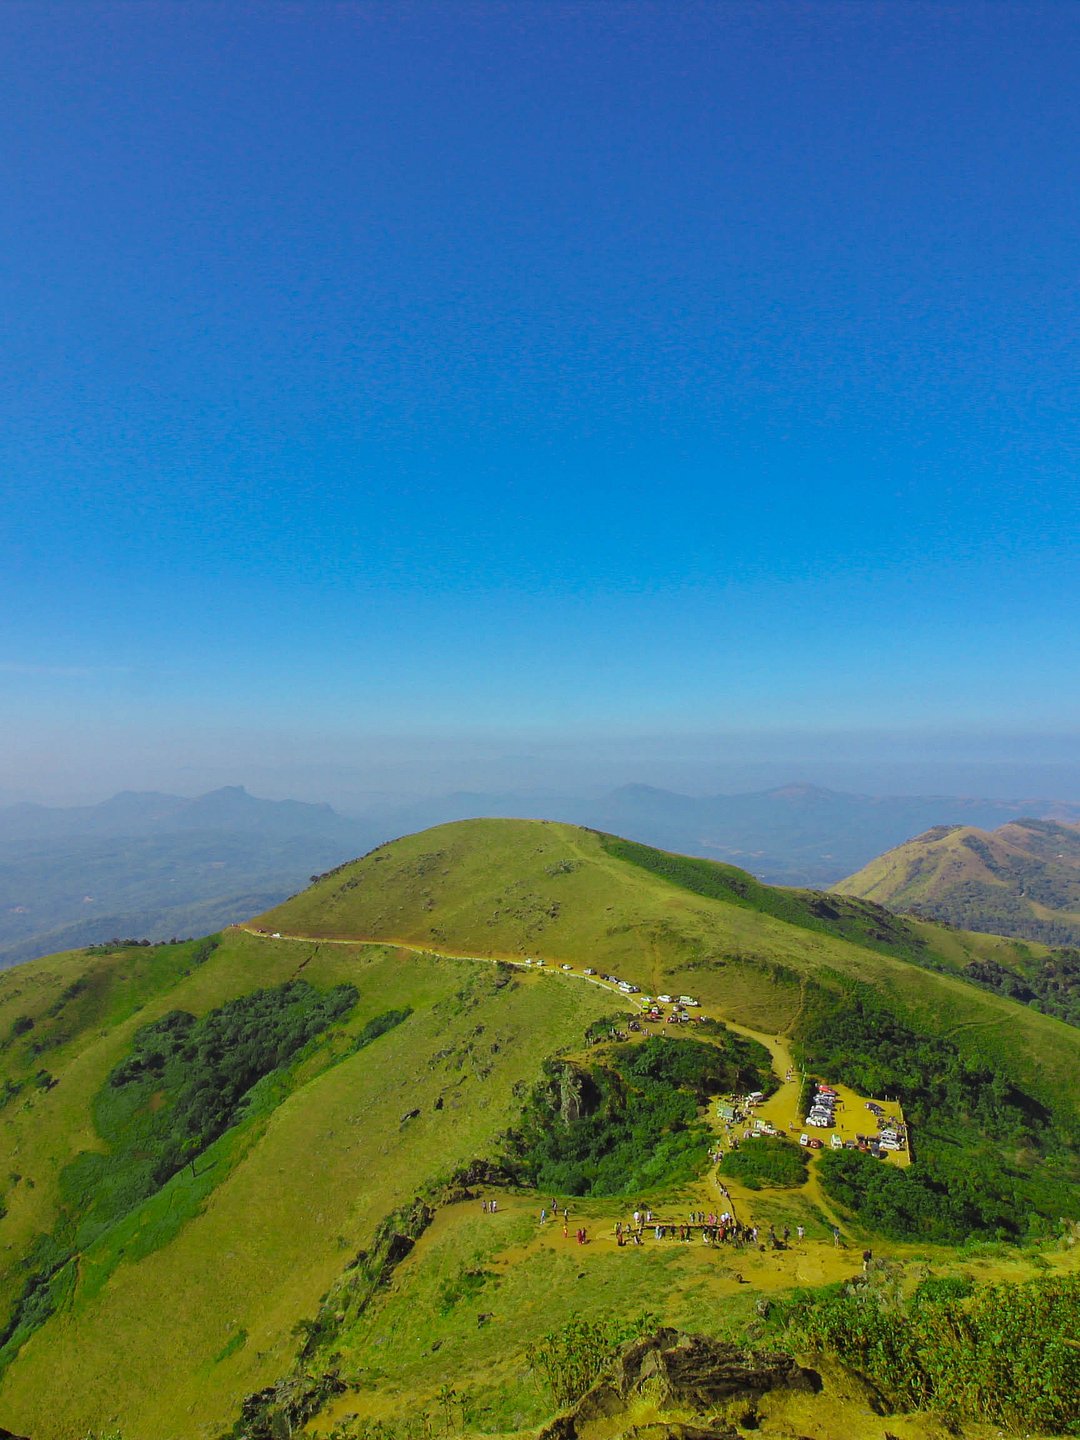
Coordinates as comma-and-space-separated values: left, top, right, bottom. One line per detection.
1, 2, 1077, 801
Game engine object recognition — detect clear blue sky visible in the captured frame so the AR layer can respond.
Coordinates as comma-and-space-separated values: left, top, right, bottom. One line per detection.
1, 2, 1077, 800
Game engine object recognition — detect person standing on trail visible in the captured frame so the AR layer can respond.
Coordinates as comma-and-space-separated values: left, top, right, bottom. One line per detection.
796, 1224, 805, 1242
832, 1225, 842, 1247
862, 1248, 873, 1274
540, 1208, 547, 1225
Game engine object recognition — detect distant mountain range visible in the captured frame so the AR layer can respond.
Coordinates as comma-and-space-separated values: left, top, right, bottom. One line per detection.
835, 817, 1080, 948
2, 781, 1078, 967
0, 788, 384, 967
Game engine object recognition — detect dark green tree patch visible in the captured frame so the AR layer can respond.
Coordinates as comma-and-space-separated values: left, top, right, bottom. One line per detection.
794, 985, 1080, 1240
720, 1140, 808, 1190
504, 1034, 771, 1196
0, 979, 359, 1371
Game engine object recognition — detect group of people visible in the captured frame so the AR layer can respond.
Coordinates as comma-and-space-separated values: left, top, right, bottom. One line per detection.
481, 1192, 837, 1258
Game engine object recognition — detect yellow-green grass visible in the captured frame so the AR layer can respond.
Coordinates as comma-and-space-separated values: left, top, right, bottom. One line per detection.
2, 820, 1080, 1439
0, 930, 614, 1438
258, 820, 1080, 1117
309, 1184, 1080, 1438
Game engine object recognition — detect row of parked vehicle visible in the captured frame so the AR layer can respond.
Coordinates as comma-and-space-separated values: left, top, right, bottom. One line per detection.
805, 1082, 840, 1129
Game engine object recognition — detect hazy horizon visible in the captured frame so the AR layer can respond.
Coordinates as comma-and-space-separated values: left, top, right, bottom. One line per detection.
3, 727, 1078, 812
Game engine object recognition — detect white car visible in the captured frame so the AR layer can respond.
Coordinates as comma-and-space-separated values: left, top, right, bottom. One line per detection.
657, 994, 674, 1004
678, 995, 699, 1006
583, 967, 595, 975
561, 964, 573, 971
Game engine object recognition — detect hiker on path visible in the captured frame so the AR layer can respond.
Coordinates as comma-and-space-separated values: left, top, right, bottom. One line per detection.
832, 1225, 842, 1247
862, 1248, 873, 1274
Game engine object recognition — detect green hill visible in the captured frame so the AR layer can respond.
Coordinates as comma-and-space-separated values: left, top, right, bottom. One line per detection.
834, 817, 1080, 943
834, 818, 1080, 1023
0, 818, 1077, 1440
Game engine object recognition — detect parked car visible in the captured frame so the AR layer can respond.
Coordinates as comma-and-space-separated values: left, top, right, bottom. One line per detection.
808, 1138, 824, 1149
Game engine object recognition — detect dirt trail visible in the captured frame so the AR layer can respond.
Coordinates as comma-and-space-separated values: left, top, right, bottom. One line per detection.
235, 925, 862, 1239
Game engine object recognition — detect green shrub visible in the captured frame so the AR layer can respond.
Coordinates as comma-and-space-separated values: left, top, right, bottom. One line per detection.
534, 1311, 659, 1406
504, 1034, 771, 1196
720, 1140, 808, 1190
787, 1274, 1080, 1434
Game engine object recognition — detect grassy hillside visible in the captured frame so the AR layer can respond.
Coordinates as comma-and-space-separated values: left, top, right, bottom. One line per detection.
0, 928, 615, 1438
260, 820, 1080, 1111
834, 818, 1080, 946
0, 819, 1078, 1439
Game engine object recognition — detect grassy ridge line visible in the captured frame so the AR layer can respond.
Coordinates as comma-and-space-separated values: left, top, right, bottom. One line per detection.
236, 924, 647, 1008
256, 820, 1080, 1120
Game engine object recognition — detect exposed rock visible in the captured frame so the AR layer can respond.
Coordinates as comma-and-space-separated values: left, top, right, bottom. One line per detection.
537, 1329, 820, 1440
616, 1328, 820, 1408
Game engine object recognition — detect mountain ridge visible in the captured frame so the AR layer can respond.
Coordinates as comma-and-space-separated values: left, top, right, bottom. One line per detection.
834, 816, 1080, 950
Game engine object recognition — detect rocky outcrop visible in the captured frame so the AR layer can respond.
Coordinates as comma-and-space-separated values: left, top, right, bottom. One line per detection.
539, 1329, 820, 1440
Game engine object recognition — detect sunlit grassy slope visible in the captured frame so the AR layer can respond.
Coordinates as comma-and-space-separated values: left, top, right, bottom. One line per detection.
0, 818, 1078, 1440
0, 929, 614, 1438
259, 819, 1080, 1112
835, 818, 1080, 947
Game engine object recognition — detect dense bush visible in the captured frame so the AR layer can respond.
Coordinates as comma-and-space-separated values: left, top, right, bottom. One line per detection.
720, 1139, 808, 1190
794, 985, 1080, 1239
535, 1311, 659, 1406
785, 1274, 1080, 1434
505, 1034, 771, 1196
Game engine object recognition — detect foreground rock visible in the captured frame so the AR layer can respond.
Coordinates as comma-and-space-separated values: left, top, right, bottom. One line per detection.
539, 1328, 821, 1440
